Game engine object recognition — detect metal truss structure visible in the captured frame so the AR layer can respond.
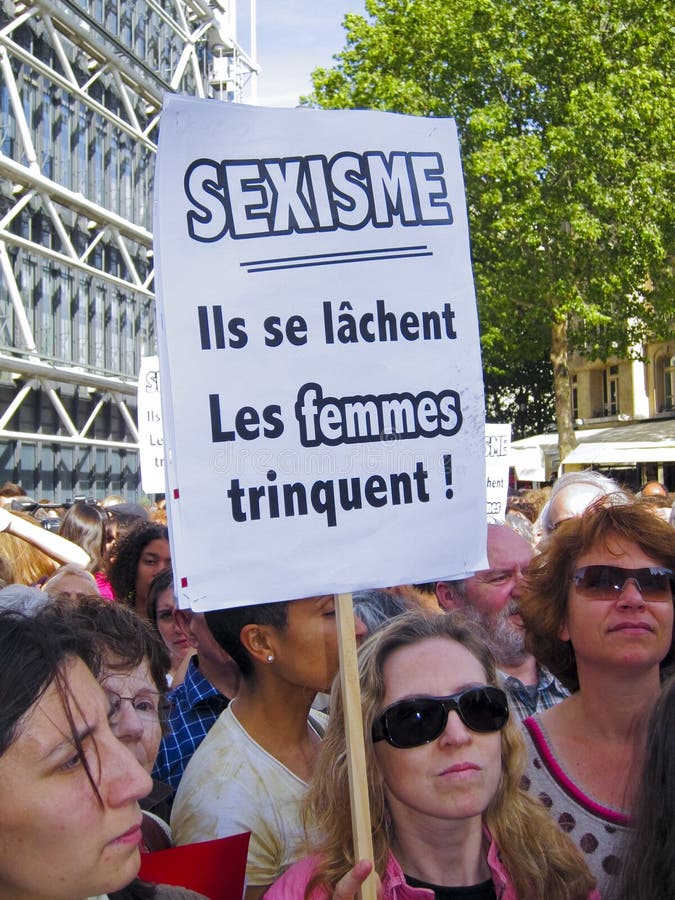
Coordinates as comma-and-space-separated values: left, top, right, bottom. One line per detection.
0, 0, 258, 498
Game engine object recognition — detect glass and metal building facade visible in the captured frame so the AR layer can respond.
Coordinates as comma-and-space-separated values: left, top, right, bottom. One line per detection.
0, 0, 257, 499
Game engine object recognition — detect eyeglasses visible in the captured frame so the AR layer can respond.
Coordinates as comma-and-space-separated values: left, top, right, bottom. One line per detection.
105, 689, 168, 725
372, 686, 509, 749
572, 565, 675, 601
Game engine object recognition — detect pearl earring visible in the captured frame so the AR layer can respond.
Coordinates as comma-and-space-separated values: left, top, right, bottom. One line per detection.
267, 654, 274, 663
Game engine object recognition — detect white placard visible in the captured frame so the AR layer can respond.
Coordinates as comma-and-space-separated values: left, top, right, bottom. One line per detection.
137, 356, 166, 495
485, 424, 511, 521
155, 97, 488, 610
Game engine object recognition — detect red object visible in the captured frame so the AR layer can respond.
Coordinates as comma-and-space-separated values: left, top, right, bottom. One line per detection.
138, 832, 250, 900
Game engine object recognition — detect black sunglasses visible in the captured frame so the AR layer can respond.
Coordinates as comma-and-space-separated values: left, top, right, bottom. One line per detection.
372, 685, 509, 749
572, 565, 675, 601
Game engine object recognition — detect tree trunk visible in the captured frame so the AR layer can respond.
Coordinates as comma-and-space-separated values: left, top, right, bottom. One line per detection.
550, 316, 577, 463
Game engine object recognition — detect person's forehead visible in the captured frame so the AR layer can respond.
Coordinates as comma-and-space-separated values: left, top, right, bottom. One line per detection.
550, 484, 603, 521
486, 525, 532, 570
51, 574, 96, 594
156, 588, 175, 609
102, 658, 154, 691
142, 539, 170, 556
14, 659, 103, 756
576, 534, 665, 569
383, 637, 486, 700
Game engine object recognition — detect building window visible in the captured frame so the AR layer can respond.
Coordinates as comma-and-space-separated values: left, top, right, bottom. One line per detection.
603, 365, 619, 416
655, 353, 675, 413
664, 356, 675, 412
571, 374, 578, 421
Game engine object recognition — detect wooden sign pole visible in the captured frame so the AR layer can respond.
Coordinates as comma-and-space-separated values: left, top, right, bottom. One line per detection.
335, 592, 378, 900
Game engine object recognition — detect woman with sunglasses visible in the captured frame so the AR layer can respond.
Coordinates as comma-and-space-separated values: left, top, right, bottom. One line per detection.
267, 611, 598, 899
519, 498, 675, 898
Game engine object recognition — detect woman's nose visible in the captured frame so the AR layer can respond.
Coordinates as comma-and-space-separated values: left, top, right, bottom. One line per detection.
353, 613, 368, 641
438, 710, 472, 747
111, 701, 145, 742
617, 579, 646, 607
105, 736, 153, 807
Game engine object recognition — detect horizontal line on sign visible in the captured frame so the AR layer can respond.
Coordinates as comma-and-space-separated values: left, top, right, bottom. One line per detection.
240, 245, 428, 267
243, 248, 433, 273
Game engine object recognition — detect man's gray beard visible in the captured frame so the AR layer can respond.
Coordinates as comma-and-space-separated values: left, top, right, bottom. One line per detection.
459, 603, 530, 669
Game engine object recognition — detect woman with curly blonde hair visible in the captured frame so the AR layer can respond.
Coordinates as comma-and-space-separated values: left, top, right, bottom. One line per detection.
267, 611, 598, 900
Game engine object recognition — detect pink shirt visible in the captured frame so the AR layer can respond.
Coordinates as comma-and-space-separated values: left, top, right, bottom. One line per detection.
94, 571, 114, 600
266, 830, 601, 899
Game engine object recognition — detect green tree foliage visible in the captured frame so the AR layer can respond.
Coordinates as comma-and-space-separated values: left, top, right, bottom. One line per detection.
308, 0, 675, 453
484, 359, 555, 440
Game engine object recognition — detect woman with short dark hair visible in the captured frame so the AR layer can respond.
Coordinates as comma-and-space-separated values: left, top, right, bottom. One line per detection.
171, 595, 367, 899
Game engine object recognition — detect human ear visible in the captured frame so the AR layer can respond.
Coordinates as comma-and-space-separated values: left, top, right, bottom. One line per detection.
436, 581, 459, 611
240, 623, 275, 666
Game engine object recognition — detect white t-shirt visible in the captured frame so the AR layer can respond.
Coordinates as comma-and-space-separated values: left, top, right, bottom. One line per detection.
171, 705, 325, 887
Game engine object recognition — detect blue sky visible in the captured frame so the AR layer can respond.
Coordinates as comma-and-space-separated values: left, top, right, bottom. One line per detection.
239, 1, 364, 107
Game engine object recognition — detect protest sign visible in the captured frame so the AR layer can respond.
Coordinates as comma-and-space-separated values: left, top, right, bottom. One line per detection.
138, 832, 249, 900
155, 96, 487, 610
485, 424, 511, 521
137, 355, 166, 494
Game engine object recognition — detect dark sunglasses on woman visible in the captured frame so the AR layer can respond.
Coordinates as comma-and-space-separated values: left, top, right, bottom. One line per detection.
372, 685, 509, 749
572, 565, 674, 600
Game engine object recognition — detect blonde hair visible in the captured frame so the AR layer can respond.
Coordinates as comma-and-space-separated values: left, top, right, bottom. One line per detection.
0, 514, 58, 585
304, 611, 596, 899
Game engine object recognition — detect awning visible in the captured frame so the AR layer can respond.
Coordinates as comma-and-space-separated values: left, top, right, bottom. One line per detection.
562, 419, 675, 467
510, 445, 550, 481
563, 443, 675, 465
509, 418, 675, 480
562, 419, 675, 469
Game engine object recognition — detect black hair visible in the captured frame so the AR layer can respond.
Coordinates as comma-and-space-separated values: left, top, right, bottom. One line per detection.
0, 607, 103, 799
58, 597, 170, 703
205, 601, 290, 680
109, 521, 169, 606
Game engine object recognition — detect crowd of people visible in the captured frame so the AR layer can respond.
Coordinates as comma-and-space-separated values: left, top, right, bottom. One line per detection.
0, 472, 673, 900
